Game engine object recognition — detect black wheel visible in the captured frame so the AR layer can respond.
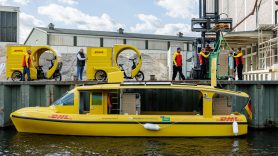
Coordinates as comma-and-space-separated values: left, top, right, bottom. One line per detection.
54, 72, 62, 81
94, 70, 107, 81
135, 71, 144, 81
11, 71, 22, 81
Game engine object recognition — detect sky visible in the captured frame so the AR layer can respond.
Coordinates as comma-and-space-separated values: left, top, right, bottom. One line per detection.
0, 0, 199, 43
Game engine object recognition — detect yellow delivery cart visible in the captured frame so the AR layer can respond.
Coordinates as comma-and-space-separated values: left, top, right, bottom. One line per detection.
6, 45, 62, 81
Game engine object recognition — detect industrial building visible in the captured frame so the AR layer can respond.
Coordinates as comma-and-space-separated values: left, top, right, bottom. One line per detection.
0, 6, 19, 47
24, 25, 195, 80
212, 0, 278, 80
0, 6, 20, 76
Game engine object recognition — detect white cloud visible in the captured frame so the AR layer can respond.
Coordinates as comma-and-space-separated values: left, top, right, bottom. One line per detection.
38, 4, 124, 31
130, 14, 197, 36
130, 14, 161, 32
20, 12, 44, 43
0, 0, 8, 5
58, 0, 78, 5
13, 0, 30, 5
156, 0, 198, 19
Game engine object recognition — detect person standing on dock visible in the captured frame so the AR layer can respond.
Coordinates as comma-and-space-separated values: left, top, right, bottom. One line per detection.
199, 48, 210, 79
172, 47, 185, 81
21, 50, 32, 81
76, 48, 86, 80
233, 47, 244, 80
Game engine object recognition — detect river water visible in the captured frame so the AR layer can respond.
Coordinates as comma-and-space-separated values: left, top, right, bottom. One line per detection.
0, 127, 277, 156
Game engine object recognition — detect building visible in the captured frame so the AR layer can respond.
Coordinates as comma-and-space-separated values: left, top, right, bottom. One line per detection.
24, 25, 195, 80
208, 0, 278, 80
0, 6, 20, 77
0, 6, 20, 47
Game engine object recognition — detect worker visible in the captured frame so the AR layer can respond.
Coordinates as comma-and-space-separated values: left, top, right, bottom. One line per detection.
206, 44, 213, 52
233, 47, 244, 80
172, 47, 185, 80
76, 48, 86, 80
21, 50, 32, 81
199, 48, 210, 79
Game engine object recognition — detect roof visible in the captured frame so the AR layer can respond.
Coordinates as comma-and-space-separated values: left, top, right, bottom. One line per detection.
223, 30, 272, 47
76, 83, 249, 98
35, 27, 195, 42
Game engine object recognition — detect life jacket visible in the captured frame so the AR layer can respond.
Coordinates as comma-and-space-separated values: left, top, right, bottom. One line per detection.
235, 52, 244, 66
199, 51, 207, 65
174, 52, 183, 66
77, 52, 86, 66
22, 53, 31, 67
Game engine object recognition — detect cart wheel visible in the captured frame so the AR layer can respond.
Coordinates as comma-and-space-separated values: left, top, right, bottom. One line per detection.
135, 71, 144, 81
11, 71, 22, 81
54, 73, 62, 81
94, 70, 107, 81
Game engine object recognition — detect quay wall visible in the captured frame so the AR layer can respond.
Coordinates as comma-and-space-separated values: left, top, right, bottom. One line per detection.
0, 80, 277, 128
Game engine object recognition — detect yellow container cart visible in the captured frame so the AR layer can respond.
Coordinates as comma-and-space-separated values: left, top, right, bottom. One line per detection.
6, 45, 61, 81
86, 44, 143, 82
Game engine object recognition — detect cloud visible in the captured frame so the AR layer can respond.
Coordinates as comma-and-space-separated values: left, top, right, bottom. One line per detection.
0, 0, 8, 5
58, 0, 78, 5
20, 12, 44, 43
130, 14, 197, 36
156, 0, 198, 19
38, 4, 124, 31
13, 0, 30, 5
130, 14, 161, 32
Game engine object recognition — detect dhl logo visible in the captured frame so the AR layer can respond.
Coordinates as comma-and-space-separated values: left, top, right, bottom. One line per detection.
14, 50, 23, 52
49, 114, 72, 120
217, 117, 242, 122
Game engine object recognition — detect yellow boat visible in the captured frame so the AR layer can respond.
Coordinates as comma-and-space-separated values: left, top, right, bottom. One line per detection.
10, 82, 250, 137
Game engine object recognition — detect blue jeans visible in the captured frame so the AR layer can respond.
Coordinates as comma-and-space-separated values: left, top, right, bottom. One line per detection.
77, 66, 84, 80
21, 67, 31, 81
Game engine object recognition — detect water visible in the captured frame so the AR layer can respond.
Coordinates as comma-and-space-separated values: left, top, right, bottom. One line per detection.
0, 127, 278, 156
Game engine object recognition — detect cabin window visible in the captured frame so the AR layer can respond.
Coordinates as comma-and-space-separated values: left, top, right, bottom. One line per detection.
121, 89, 202, 115
92, 92, 102, 105
52, 93, 74, 106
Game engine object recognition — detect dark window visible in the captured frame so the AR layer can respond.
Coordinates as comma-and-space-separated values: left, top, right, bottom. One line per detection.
145, 40, 148, 49
123, 39, 126, 44
100, 37, 103, 47
73, 36, 77, 46
0, 11, 17, 42
167, 41, 170, 50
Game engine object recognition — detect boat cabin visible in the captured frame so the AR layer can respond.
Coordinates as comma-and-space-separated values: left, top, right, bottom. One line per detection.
51, 82, 249, 117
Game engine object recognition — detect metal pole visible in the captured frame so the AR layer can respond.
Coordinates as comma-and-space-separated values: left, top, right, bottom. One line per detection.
215, 0, 220, 44
202, 0, 206, 48
199, 0, 202, 18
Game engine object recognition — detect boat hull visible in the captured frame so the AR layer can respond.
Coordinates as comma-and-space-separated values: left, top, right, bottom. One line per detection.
11, 108, 248, 137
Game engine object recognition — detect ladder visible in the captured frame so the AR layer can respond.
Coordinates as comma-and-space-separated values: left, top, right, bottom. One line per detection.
109, 89, 121, 114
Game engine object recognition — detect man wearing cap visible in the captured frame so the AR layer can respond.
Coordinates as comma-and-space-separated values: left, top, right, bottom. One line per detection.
172, 47, 185, 80
76, 48, 86, 80
21, 49, 32, 81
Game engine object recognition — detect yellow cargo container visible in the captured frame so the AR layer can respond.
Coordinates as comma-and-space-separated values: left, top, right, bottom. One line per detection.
86, 44, 142, 81
6, 45, 60, 81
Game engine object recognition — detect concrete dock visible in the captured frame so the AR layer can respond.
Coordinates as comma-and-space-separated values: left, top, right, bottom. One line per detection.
0, 80, 277, 128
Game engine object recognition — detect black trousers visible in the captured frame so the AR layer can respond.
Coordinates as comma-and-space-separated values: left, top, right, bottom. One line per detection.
237, 64, 243, 80
172, 65, 185, 80
200, 64, 207, 79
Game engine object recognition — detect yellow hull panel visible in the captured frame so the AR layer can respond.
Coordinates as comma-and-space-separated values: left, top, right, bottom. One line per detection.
11, 108, 248, 137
